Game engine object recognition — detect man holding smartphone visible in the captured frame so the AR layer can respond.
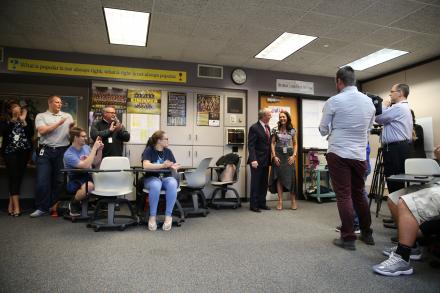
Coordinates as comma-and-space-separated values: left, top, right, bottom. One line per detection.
90, 105, 130, 157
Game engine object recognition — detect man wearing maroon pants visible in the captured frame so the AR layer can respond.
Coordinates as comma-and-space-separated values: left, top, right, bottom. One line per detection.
319, 66, 376, 250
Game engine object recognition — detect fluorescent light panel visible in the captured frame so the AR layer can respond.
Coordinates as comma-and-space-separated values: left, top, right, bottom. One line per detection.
343, 48, 409, 71
104, 7, 150, 46
255, 32, 317, 61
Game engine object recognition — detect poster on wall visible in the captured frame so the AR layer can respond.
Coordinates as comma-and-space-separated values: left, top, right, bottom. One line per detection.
128, 113, 160, 144
268, 105, 291, 129
127, 89, 161, 114
90, 86, 127, 124
167, 92, 186, 126
196, 94, 220, 127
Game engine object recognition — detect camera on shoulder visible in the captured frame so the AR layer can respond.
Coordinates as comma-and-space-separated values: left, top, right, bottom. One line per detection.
364, 92, 383, 116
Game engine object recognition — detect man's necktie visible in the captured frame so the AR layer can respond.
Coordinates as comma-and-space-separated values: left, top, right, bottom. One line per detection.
265, 125, 270, 140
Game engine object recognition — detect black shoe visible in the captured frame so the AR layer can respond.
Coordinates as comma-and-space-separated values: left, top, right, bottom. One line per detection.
384, 222, 397, 229
259, 205, 271, 210
250, 207, 261, 213
333, 238, 356, 250
358, 233, 375, 245
383, 217, 394, 224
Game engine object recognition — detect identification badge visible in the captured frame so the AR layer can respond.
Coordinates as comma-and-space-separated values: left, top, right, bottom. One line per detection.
14, 134, 20, 141
283, 147, 287, 154
108, 137, 113, 144
39, 148, 45, 156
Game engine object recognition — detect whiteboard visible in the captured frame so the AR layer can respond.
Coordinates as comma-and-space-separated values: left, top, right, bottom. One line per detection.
302, 100, 328, 149
416, 117, 434, 157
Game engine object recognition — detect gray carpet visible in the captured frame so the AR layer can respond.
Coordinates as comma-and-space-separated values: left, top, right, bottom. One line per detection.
0, 200, 439, 292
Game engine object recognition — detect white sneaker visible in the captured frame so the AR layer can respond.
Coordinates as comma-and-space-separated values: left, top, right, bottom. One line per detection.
382, 245, 422, 261
30, 209, 47, 218
372, 252, 413, 276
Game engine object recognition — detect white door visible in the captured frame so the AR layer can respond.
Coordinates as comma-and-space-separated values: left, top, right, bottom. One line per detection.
161, 91, 194, 145
193, 93, 224, 146
169, 145, 193, 168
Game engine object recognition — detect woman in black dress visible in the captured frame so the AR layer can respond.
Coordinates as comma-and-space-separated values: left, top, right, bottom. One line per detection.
269, 111, 298, 210
0, 102, 34, 216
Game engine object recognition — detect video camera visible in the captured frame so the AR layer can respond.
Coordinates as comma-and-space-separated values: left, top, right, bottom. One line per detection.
370, 124, 382, 136
364, 92, 383, 116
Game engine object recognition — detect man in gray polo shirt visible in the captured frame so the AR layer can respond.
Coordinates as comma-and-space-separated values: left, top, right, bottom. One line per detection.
30, 95, 74, 217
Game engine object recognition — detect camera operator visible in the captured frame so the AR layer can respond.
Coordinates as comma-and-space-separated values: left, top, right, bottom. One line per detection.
375, 84, 413, 194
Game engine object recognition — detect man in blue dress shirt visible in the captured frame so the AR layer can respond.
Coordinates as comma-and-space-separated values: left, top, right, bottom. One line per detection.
375, 84, 413, 194
319, 66, 376, 250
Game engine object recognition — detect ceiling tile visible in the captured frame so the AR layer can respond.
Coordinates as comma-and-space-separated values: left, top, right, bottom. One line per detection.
150, 12, 198, 37
242, 4, 306, 30
210, 54, 249, 67
311, 0, 376, 17
301, 37, 350, 54
0, 33, 29, 49
191, 21, 239, 41
198, 0, 262, 25
153, 0, 209, 17
260, 0, 322, 11
333, 43, 383, 61
282, 50, 327, 66
390, 5, 440, 34
288, 12, 345, 36
229, 24, 284, 46
181, 38, 228, 61
242, 58, 280, 70
359, 28, 417, 47
324, 20, 382, 42
219, 41, 261, 57
355, 0, 424, 26
101, 0, 154, 12
389, 34, 440, 52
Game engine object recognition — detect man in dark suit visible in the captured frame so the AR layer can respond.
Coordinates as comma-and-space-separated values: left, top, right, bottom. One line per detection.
248, 108, 272, 212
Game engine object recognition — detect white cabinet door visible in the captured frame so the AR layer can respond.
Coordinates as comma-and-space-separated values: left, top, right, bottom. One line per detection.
161, 91, 194, 145
169, 145, 193, 167
193, 93, 224, 146
192, 145, 223, 168
125, 144, 146, 167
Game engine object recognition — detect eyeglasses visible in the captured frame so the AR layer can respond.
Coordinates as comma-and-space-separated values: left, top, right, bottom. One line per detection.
161, 138, 169, 141
105, 111, 116, 114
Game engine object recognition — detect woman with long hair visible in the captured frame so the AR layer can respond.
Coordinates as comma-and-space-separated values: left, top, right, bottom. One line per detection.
0, 101, 34, 216
142, 130, 180, 231
269, 111, 298, 210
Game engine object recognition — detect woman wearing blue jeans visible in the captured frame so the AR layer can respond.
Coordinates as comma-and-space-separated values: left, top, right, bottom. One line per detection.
142, 130, 180, 231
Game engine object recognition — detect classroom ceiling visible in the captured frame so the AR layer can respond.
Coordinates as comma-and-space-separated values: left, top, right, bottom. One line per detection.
1, 0, 440, 80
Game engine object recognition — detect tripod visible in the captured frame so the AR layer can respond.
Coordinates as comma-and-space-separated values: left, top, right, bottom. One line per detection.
368, 147, 386, 217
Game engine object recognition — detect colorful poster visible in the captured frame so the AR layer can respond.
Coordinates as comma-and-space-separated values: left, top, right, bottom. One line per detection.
167, 92, 186, 126
196, 94, 220, 127
90, 86, 127, 122
127, 89, 161, 114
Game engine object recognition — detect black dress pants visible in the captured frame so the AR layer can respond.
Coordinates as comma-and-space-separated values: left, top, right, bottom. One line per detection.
383, 142, 411, 193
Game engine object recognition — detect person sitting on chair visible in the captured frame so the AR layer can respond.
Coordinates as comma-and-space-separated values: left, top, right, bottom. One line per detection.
142, 130, 180, 231
372, 145, 440, 276
63, 127, 104, 217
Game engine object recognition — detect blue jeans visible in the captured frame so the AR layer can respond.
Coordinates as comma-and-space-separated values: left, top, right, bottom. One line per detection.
35, 146, 67, 212
144, 176, 178, 217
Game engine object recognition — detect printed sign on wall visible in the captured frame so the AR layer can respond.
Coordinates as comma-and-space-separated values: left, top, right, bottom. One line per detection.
167, 92, 186, 126
196, 94, 220, 127
127, 89, 161, 114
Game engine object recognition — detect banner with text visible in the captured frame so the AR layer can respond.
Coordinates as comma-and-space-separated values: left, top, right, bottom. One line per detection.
8, 58, 187, 83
